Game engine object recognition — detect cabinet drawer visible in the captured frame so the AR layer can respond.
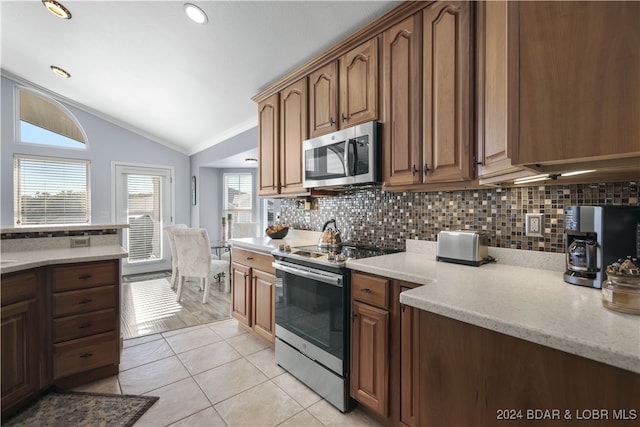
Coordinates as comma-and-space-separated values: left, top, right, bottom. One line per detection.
352, 272, 389, 309
53, 285, 117, 317
52, 261, 117, 292
1, 270, 39, 306
231, 248, 274, 274
53, 308, 116, 343
53, 331, 119, 380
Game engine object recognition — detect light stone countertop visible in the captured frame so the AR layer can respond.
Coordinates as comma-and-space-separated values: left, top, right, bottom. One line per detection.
347, 240, 640, 374
229, 229, 322, 254
1, 245, 128, 274
1, 223, 129, 234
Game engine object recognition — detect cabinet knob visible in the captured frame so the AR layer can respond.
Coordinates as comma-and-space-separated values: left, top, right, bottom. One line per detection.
341, 113, 347, 123
360, 288, 372, 293
79, 274, 92, 280
78, 298, 92, 305
246, 257, 254, 260
79, 352, 93, 359
423, 163, 430, 176
79, 322, 92, 329
330, 117, 335, 126
412, 165, 418, 176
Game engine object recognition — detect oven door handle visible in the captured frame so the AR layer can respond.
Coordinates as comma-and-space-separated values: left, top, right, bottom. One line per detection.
273, 262, 343, 287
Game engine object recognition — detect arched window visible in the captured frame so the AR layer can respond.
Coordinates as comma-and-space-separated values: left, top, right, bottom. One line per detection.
16, 87, 87, 149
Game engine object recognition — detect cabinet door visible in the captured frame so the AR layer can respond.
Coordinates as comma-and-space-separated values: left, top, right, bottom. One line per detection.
309, 61, 339, 137
382, 14, 422, 187
351, 301, 389, 417
1, 299, 40, 413
279, 78, 308, 195
423, 0, 473, 183
399, 288, 419, 427
515, 1, 640, 165
340, 38, 379, 128
251, 269, 276, 343
258, 93, 280, 196
476, 0, 524, 180
231, 262, 252, 326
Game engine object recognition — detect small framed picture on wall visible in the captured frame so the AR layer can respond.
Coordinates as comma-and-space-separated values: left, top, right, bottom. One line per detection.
191, 176, 197, 205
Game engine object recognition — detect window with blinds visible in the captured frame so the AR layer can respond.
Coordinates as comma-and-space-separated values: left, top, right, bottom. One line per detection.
14, 155, 90, 225
126, 174, 162, 262
223, 173, 253, 222
18, 88, 87, 149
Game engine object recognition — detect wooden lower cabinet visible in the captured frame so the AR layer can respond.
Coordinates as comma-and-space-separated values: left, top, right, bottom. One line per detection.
231, 247, 276, 344
350, 272, 419, 427
418, 310, 640, 427
351, 300, 389, 416
251, 269, 275, 342
1, 259, 121, 420
1, 270, 46, 420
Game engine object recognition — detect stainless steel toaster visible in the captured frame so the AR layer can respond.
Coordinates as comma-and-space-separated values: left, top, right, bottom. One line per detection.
436, 230, 489, 266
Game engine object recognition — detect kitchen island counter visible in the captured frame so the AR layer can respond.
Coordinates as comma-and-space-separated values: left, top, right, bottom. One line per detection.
1, 245, 127, 274
229, 229, 321, 254
347, 240, 640, 374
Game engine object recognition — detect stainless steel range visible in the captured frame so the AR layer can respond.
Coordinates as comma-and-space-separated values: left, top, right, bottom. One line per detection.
272, 243, 400, 412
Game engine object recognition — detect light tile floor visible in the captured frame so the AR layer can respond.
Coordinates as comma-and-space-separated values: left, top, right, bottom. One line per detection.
72, 318, 382, 427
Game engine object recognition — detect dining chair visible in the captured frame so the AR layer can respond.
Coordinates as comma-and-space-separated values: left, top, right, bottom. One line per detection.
172, 227, 230, 303
164, 224, 188, 290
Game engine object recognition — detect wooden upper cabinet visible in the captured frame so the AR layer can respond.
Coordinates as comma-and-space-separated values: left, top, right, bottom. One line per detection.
476, 0, 530, 182
279, 78, 308, 195
258, 93, 279, 196
422, 1, 473, 184
340, 38, 379, 128
309, 61, 339, 137
514, 1, 640, 166
382, 13, 422, 187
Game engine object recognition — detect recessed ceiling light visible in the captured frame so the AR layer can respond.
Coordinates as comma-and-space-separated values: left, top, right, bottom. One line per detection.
184, 3, 208, 24
244, 158, 258, 163
50, 65, 71, 78
42, 0, 72, 19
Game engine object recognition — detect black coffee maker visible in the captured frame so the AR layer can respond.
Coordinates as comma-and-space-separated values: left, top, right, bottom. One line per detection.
564, 206, 640, 288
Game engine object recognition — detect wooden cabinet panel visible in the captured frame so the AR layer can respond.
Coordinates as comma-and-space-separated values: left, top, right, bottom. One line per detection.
258, 93, 280, 196
1, 270, 38, 306
351, 300, 389, 417
515, 1, 640, 166
352, 272, 389, 309
51, 261, 117, 291
1, 298, 40, 412
53, 285, 117, 317
53, 331, 119, 380
231, 262, 252, 326
231, 248, 274, 275
279, 78, 308, 195
419, 311, 640, 426
383, 13, 422, 187
53, 308, 116, 343
399, 287, 419, 427
309, 61, 339, 137
252, 269, 275, 342
423, 1, 473, 183
340, 38, 379, 128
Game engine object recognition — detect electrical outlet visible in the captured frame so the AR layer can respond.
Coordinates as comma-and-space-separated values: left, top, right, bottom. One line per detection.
525, 213, 544, 237
304, 212, 311, 223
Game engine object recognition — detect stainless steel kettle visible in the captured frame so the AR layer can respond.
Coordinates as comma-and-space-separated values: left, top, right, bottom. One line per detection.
318, 219, 342, 248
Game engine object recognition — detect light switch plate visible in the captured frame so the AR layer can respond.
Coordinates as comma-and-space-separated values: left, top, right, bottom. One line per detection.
525, 213, 544, 237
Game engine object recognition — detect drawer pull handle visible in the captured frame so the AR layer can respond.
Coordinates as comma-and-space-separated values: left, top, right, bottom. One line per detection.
79, 322, 92, 329
79, 274, 92, 280
361, 288, 372, 293
246, 257, 254, 260
79, 298, 93, 305
79, 352, 93, 359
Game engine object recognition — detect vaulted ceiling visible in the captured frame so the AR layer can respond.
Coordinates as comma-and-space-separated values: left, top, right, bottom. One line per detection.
1, 1, 399, 158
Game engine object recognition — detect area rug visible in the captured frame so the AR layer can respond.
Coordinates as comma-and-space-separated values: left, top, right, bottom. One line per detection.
4, 389, 158, 427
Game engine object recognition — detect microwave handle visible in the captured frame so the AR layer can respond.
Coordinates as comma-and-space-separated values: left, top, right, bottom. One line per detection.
348, 139, 357, 176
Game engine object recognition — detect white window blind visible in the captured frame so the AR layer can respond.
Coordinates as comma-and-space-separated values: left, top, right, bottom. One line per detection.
224, 173, 253, 222
126, 174, 161, 262
14, 155, 90, 225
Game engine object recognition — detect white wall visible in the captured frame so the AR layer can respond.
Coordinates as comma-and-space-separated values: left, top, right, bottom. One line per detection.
1, 75, 191, 227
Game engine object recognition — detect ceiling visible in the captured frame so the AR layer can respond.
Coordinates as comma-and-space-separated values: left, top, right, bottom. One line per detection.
1, 0, 399, 166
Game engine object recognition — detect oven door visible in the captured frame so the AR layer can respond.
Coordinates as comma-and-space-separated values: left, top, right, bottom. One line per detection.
273, 260, 346, 375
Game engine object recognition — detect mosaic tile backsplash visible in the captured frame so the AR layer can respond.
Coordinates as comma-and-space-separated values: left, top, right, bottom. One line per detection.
279, 181, 639, 253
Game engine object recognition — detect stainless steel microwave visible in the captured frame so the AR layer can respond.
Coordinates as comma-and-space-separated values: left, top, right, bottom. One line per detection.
302, 121, 381, 189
